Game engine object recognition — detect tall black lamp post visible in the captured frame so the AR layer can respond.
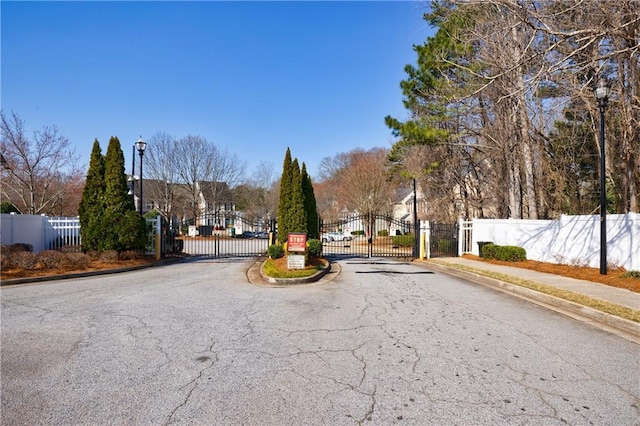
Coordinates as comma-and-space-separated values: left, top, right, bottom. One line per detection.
594, 77, 610, 275
135, 136, 147, 215
412, 178, 419, 257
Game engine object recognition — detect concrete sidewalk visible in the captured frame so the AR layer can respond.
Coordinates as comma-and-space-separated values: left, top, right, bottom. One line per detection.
416, 257, 640, 343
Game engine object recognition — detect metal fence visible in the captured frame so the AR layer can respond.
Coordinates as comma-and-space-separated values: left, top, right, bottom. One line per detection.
320, 213, 416, 258
166, 211, 273, 258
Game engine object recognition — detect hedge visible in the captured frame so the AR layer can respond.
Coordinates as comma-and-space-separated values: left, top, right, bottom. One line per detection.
482, 243, 526, 262
392, 234, 414, 247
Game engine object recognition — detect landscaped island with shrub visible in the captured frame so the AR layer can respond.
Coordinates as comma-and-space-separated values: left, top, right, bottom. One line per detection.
263, 238, 328, 280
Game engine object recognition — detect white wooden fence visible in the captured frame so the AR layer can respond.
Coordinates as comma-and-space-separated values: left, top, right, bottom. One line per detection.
457, 213, 640, 271
0, 213, 161, 257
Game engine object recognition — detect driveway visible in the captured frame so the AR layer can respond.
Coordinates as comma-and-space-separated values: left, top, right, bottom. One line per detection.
2, 258, 638, 425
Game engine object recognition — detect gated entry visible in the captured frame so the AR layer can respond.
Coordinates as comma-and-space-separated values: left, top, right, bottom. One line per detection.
320, 213, 416, 258
428, 222, 459, 257
166, 211, 273, 258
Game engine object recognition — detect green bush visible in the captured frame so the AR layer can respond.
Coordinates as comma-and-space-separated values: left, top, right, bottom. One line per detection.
621, 270, 640, 279
352, 230, 365, 236
378, 230, 389, 237
307, 239, 322, 258
481, 243, 498, 259
483, 244, 526, 262
392, 234, 414, 247
498, 246, 526, 261
436, 239, 453, 253
268, 244, 284, 259
115, 210, 147, 252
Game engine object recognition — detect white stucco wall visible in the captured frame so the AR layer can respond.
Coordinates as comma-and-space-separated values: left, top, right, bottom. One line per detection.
466, 213, 639, 271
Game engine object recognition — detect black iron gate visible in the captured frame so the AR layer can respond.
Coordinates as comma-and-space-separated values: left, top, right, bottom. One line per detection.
319, 213, 416, 258
165, 211, 274, 258
429, 222, 459, 257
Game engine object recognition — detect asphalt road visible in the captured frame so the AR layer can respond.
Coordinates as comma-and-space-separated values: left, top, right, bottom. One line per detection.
2, 258, 638, 425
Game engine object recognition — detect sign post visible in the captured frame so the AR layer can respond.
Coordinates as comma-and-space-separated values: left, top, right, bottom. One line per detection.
287, 233, 307, 269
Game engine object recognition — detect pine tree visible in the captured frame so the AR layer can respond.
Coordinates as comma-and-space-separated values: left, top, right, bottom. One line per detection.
78, 139, 105, 252
277, 148, 293, 243
101, 136, 145, 251
289, 158, 307, 235
301, 163, 318, 239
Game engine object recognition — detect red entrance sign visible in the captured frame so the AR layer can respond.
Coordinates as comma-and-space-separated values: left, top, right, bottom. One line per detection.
287, 233, 307, 252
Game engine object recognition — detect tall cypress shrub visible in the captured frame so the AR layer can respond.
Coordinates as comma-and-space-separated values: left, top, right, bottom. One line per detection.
101, 136, 146, 251
289, 158, 307, 235
301, 163, 319, 239
277, 148, 293, 243
78, 139, 105, 252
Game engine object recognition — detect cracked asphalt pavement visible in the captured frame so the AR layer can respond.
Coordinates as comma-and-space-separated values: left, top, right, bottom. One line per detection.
2, 258, 638, 425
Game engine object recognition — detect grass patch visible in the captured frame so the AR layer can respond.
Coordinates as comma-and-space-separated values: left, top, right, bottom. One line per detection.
429, 260, 640, 323
262, 257, 327, 279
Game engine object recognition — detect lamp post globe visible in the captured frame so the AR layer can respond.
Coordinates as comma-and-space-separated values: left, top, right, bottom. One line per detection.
593, 78, 609, 275
136, 136, 147, 215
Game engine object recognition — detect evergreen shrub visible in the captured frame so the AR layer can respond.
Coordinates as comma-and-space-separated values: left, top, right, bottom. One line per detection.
378, 230, 389, 237
392, 234, 414, 247
307, 239, 322, 258
481, 243, 498, 259
436, 239, 453, 253
483, 244, 526, 262
268, 244, 284, 259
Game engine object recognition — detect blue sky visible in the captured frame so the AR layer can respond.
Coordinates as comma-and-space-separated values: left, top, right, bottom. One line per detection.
2, 1, 434, 180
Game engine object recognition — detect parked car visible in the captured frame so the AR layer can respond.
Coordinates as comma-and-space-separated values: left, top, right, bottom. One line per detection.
255, 231, 269, 239
328, 231, 353, 242
235, 231, 255, 238
321, 233, 334, 243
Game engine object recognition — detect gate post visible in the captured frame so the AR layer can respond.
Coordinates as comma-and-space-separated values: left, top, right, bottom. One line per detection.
419, 220, 428, 259
367, 211, 373, 258
457, 216, 463, 257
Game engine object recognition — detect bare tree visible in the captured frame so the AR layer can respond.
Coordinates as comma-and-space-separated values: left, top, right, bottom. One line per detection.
389, 0, 639, 219
1, 111, 82, 215
144, 131, 178, 220
168, 135, 246, 222
245, 161, 278, 220
318, 147, 397, 217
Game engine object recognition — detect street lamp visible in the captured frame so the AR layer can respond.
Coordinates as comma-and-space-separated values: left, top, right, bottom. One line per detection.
594, 77, 610, 275
135, 136, 147, 215
412, 178, 419, 257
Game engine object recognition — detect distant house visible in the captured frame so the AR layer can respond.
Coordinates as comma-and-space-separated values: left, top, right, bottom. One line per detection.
133, 178, 234, 228
392, 185, 427, 224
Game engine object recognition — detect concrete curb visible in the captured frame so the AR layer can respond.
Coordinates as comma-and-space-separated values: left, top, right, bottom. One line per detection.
260, 260, 331, 285
0, 260, 171, 287
420, 261, 640, 344
247, 259, 341, 287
